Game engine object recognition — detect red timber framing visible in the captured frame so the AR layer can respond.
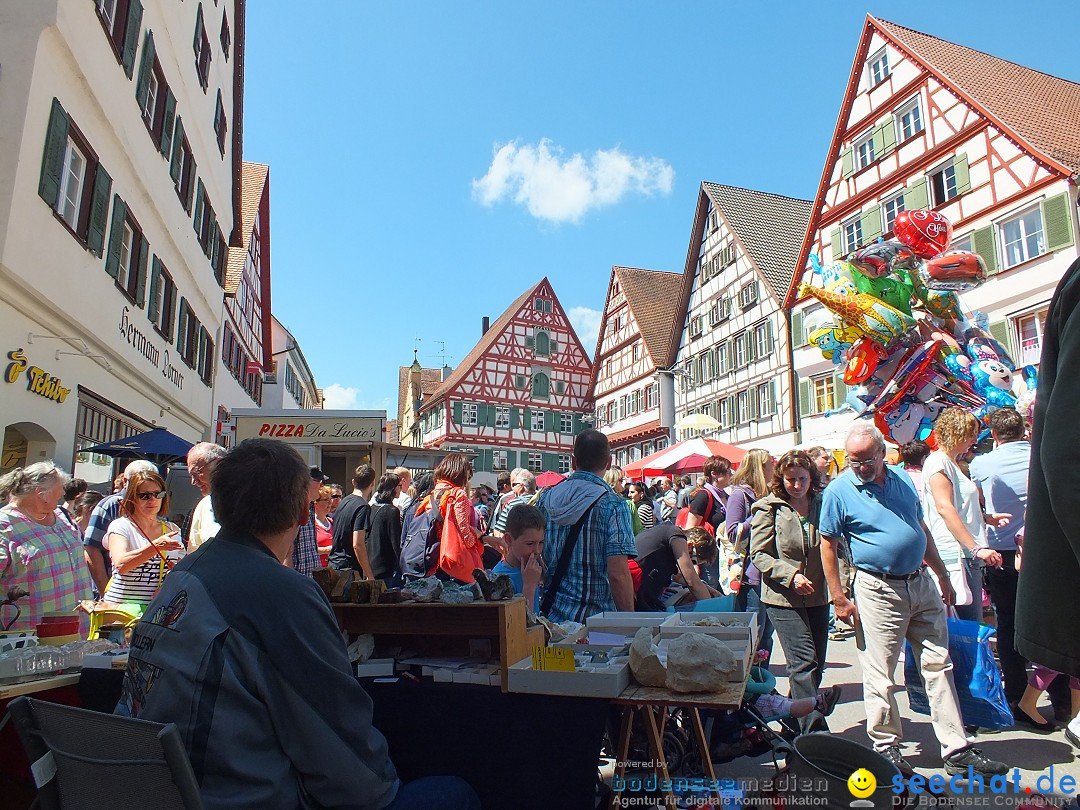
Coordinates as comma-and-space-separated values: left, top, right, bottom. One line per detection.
784, 14, 1079, 308
417, 278, 593, 461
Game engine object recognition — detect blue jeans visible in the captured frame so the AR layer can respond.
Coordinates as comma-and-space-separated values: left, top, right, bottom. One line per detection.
384, 776, 481, 810
735, 581, 774, 660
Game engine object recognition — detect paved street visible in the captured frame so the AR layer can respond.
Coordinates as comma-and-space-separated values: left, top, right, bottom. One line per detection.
708, 631, 1080, 805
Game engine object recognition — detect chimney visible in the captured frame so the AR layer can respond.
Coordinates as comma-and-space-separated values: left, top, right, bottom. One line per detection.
442, 365, 453, 381
481, 316, 490, 336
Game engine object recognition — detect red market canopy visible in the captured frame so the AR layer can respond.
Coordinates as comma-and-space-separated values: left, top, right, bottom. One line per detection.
623, 438, 747, 480
534, 470, 566, 487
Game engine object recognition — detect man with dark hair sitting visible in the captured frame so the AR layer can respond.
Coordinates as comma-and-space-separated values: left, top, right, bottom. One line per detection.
536, 429, 636, 622
117, 438, 479, 810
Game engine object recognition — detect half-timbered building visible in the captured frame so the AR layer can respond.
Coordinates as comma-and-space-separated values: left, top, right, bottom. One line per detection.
397, 357, 444, 448
416, 278, 593, 487
785, 15, 1080, 448
591, 266, 682, 468
213, 161, 272, 446
674, 183, 812, 454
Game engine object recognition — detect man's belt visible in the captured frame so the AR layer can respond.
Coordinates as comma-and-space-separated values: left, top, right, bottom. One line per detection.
856, 566, 925, 582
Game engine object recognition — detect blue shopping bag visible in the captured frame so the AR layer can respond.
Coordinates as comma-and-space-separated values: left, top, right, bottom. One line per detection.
904, 617, 1014, 730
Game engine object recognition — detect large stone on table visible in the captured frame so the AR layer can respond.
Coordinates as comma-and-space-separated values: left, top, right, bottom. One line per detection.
629, 627, 667, 687
665, 632, 738, 693
473, 569, 514, 601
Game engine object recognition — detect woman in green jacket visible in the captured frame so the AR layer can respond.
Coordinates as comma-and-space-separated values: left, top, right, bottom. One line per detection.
750, 450, 831, 732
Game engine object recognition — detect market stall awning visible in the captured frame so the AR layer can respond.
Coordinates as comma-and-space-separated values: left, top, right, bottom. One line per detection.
83, 427, 194, 465
623, 438, 747, 480
535, 470, 566, 487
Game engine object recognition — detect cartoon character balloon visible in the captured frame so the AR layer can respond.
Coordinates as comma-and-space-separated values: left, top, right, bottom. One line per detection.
850, 240, 920, 279
798, 282, 916, 348
809, 322, 861, 364
970, 360, 1017, 410
922, 251, 988, 293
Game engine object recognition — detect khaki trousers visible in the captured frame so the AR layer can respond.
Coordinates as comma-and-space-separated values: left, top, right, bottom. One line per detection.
853, 569, 969, 758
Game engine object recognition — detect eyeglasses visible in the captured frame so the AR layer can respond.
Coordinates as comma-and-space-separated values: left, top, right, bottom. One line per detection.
330, 494, 342, 500
137, 491, 166, 501
847, 456, 881, 470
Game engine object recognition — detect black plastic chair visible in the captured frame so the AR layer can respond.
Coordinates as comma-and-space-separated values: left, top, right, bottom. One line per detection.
8, 696, 203, 809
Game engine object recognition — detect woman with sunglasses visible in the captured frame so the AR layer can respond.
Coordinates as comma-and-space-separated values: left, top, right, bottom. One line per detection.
102, 470, 185, 609
314, 486, 336, 567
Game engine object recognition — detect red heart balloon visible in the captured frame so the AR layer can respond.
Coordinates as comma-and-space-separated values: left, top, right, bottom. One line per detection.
894, 210, 953, 259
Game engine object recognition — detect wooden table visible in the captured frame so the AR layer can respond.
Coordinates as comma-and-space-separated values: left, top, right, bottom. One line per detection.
331, 598, 545, 691
0, 674, 81, 701
608, 676, 751, 810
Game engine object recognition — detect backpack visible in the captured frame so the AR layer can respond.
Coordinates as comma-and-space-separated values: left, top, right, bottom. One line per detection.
399, 487, 450, 581
675, 488, 716, 537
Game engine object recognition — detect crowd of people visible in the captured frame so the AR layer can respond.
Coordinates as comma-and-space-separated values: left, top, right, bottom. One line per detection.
2, 402, 1079, 804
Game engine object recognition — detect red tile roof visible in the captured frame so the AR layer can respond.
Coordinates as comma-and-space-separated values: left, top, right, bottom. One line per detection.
224, 162, 268, 294
612, 266, 684, 368
875, 17, 1080, 175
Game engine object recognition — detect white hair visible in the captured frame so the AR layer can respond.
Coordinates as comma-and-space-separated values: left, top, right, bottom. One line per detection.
0, 461, 69, 501
123, 459, 159, 479
187, 442, 227, 465
511, 468, 537, 493
846, 422, 886, 453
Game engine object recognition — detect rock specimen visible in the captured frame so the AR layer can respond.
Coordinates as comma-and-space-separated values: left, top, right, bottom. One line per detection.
473, 569, 515, 601
665, 633, 738, 693
629, 627, 666, 687
403, 576, 442, 602
438, 582, 481, 604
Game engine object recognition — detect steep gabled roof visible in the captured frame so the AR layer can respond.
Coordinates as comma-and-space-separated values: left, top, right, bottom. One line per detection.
875, 17, 1080, 176
612, 266, 684, 368
703, 184, 812, 302
784, 15, 1080, 307
224, 161, 268, 294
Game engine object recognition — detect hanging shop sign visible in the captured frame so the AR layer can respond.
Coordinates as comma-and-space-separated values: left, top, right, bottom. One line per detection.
233, 415, 382, 444
5, 349, 71, 404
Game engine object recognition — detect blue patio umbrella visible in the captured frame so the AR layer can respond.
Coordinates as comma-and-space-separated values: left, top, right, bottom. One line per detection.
83, 427, 195, 465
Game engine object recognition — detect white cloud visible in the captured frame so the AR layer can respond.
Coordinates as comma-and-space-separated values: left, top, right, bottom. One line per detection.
471, 139, 674, 223
322, 383, 359, 410
568, 306, 603, 354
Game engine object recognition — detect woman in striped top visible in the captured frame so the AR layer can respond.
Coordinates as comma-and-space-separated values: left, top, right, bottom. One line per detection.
103, 471, 185, 607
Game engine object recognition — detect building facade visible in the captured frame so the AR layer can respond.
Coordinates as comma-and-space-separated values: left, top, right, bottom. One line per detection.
262, 316, 321, 411
397, 358, 446, 449
786, 16, 1080, 448
213, 161, 271, 447
0, 0, 244, 483
591, 266, 682, 467
416, 279, 593, 487
673, 183, 812, 455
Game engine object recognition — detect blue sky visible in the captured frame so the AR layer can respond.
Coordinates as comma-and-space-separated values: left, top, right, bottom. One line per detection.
243, 1, 1077, 414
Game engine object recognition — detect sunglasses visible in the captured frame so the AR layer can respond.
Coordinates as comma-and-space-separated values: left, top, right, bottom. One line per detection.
330, 494, 341, 500
137, 491, 166, 501
316, 497, 330, 502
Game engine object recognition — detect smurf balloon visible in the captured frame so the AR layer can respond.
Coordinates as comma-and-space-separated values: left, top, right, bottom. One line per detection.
809, 322, 860, 364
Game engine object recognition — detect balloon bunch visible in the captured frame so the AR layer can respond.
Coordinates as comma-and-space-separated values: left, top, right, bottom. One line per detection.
799, 209, 1030, 446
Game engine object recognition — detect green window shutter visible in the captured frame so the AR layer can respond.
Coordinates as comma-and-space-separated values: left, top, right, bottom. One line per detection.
841, 147, 853, 179
104, 195, 127, 279
798, 378, 811, 417
452, 401, 463, 425
484, 405, 496, 427
159, 89, 176, 157
510, 407, 520, 429
176, 297, 188, 352
193, 178, 205, 235
726, 395, 736, 426
135, 31, 155, 109
147, 256, 162, 322
833, 374, 847, 409
169, 116, 184, 182
1042, 192, 1075, 252
135, 237, 149, 307
745, 329, 756, 363
747, 390, 758, 421
972, 225, 998, 275
878, 118, 897, 155
522, 408, 531, 430
904, 177, 929, 211
204, 208, 217, 258
862, 205, 882, 244
121, 0, 143, 79
830, 228, 842, 260
988, 320, 1013, 360
86, 164, 113, 257
767, 318, 776, 354
573, 413, 584, 434
769, 381, 777, 416
953, 153, 971, 196
791, 311, 804, 348
38, 98, 69, 207
542, 453, 558, 472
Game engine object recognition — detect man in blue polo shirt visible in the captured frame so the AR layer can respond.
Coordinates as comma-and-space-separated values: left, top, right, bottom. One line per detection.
820, 423, 1007, 779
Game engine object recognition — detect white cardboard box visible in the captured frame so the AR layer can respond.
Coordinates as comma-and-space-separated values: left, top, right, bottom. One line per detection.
355, 658, 395, 678
584, 611, 668, 638
506, 656, 630, 698
659, 612, 758, 646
